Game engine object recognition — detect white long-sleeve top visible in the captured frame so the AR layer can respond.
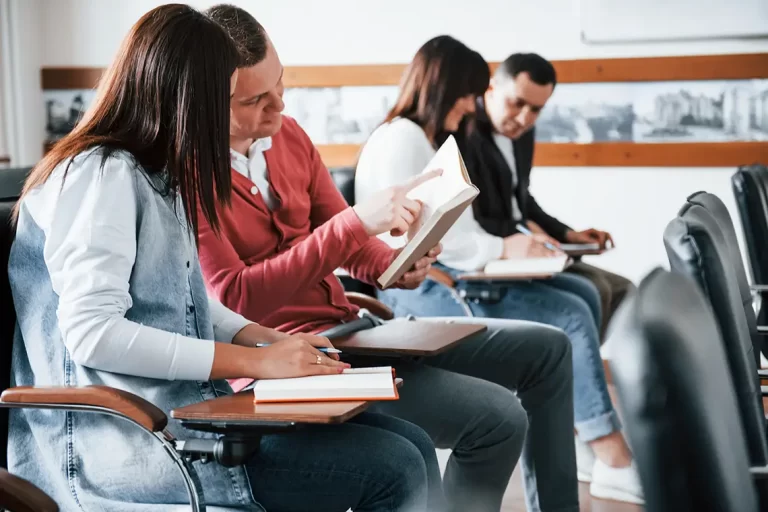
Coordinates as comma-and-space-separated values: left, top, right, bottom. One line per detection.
21, 151, 253, 381
354, 117, 505, 271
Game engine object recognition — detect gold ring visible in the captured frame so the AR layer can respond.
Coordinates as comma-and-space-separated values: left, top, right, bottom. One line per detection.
316, 354, 322, 365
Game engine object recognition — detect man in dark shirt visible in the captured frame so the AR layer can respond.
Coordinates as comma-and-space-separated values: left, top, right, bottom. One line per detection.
459, 52, 634, 342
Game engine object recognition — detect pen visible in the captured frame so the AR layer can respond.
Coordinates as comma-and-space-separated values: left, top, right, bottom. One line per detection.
515, 223, 560, 252
254, 343, 342, 354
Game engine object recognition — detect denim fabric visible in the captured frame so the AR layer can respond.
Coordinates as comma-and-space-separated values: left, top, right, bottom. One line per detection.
8, 159, 260, 511
379, 263, 620, 444
248, 411, 444, 512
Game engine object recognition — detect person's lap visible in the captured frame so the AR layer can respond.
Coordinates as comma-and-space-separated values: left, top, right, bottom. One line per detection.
360, 316, 579, 512
247, 411, 439, 512
379, 275, 617, 440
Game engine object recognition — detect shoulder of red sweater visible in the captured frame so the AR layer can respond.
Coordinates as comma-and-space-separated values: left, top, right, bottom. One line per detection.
273, 115, 313, 148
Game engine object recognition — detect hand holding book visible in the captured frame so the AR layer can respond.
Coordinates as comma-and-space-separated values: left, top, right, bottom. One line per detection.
352, 168, 443, 237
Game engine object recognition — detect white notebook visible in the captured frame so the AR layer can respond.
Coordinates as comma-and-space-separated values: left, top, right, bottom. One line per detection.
458, 255, 571, 281
377, 135, 479, 289
559, 242, 601, 252
252, 367, 399, 403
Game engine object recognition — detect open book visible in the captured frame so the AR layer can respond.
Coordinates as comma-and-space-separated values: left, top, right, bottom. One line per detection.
458, 255, 571, 281
377, 135, 479, 288
252, 367, 400, 403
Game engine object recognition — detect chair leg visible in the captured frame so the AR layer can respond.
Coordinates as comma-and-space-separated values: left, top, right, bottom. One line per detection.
155, 430, 206, 512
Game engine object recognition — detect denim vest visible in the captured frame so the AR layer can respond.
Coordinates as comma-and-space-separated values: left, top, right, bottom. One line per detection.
8, 151, 264, 511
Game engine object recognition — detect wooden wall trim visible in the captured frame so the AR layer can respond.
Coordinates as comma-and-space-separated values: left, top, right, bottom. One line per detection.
318, 141, 768, 169
0, 156, 10, 164
41, 53, 768, 89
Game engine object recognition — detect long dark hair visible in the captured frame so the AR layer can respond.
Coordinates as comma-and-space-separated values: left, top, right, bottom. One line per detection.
17, 4, 239, 237
383, 35, 489, 144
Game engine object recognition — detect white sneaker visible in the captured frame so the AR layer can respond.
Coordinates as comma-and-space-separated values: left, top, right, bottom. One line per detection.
590, 459, 645, 505
574, 435, 595, 483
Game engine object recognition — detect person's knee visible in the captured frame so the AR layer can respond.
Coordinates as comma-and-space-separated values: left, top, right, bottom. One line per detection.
467, 389, 528, 456
536, 325, 574, 381
380, 438, 429, 508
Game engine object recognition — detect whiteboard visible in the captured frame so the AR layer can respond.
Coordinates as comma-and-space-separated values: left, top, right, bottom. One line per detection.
580, 0, 768, 43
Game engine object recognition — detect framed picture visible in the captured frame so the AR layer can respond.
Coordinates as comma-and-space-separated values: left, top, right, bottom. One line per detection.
41, 53, 768, 167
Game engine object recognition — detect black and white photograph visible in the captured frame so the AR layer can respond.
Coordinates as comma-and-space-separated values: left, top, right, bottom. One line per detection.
537, 78, 768, 143
282, 85, 399, 144
43, 89, 97, 142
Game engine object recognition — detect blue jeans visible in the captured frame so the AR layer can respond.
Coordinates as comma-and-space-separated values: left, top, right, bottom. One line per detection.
247, 411, 444, 512
379, 266, 620, 443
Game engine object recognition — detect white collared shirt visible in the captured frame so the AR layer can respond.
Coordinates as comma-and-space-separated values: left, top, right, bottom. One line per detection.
492, 132, 523, 222
230, 137, 276, 210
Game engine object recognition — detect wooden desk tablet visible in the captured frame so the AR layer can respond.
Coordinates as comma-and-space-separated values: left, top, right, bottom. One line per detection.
332, 320, 487, 357
171, 393, 370, 426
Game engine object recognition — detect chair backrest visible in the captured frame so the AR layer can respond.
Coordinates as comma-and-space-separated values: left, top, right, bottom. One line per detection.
663, 203, 768, 466
732, 165, 768, 290
686, 191, 764, 360
330, 167, 356, 207
608, 268, 759, 512
0, 167, 30, 468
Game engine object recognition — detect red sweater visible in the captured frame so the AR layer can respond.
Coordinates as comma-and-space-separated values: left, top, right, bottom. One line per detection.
198, 116, 396, 334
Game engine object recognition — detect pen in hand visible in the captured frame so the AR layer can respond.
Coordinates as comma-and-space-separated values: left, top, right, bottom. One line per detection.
254, 343, 343, 354
515, 223, 560, 252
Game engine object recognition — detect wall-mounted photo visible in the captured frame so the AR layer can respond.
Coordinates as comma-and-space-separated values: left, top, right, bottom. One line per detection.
282, 85, 399, 145
537, 79, 768, 143
43, 89, 97, 142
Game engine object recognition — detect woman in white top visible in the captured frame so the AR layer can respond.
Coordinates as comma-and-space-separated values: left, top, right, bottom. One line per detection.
7, 5, 442, 511
355, 35, 644, 505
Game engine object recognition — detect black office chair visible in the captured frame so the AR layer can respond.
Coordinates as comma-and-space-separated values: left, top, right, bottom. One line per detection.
608, 268, 761, 512
686, 191, 767, 361
732, 164, 768, 331
0, 167, 364, 511
662, 201, 768, 472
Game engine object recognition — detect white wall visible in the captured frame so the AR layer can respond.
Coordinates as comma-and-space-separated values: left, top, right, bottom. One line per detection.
24, 0, 768, 283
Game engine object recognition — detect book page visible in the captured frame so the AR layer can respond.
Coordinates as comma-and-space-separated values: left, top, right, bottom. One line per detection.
404, 135, 473, 237
484, 255, 570, 275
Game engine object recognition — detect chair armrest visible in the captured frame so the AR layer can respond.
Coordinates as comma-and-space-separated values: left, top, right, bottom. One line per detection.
751, 285, 768, 293
758, 326, 768, 334
751, 465, 768, 479
427, 267, 455, 288
0, 385, 167, 432
0, 468, 58, 512
345, 292, 395, 321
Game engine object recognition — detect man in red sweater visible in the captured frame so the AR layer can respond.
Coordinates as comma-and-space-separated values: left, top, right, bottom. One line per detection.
198, 6, 579, 512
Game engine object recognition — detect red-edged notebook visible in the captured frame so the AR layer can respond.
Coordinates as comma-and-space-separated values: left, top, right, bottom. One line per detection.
252, 366, 400, 404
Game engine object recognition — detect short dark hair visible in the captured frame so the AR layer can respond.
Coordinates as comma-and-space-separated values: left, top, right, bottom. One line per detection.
384, 35, 489, 143
20, 3, 240, 238
205, 4, 268, 67
495, 53, 557, 88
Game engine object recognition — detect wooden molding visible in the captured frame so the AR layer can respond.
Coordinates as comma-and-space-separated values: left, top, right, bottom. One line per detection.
42, 53, 768, 90
318, 141, 768, 168
0, 156, 10, 164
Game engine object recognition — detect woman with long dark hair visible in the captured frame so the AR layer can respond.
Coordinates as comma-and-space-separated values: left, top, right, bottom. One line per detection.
356, 35, 643, 507
8, 5, 440, 511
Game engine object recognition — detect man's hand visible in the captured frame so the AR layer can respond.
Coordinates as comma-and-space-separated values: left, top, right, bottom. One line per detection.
352, 169, 442, 237
392, 244, 442, 289
502, 233, 559, 259
565, 228, 614, 249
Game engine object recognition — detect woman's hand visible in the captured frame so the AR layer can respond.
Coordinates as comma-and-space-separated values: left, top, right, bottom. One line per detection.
211, 333, 350, 380
250, 334, 350, 379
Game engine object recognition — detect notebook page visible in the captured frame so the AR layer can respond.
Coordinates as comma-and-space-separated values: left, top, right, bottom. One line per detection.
484, 255, 569, 275
253, 372, 393, 392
